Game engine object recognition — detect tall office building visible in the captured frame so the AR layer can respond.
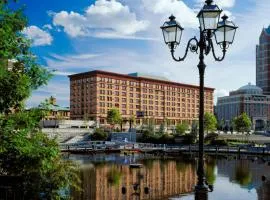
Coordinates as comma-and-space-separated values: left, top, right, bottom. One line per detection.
69, 70, 214, 125
256, 26, 270, 94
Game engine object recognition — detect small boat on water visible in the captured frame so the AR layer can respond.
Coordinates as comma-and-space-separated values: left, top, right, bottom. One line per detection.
129, 163, 143, 168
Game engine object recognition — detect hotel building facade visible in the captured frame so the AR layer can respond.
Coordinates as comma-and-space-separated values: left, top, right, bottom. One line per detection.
69, 70, 214, 125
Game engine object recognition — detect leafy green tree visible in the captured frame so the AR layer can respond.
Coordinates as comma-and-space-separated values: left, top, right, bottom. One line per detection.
0, 110, 80, 199
204, 112, 217, 134
107, 108, 122, 128
147, 118, 155, 133
91, 128, 108, 141
159, 122, 165, 135
217, 119, 225, 133
175, 122, 189, 135
0, 1, 80, 199
0, 1, 51, 114
234, 113, 252, 133
128, 114, 135, 129
190, 120, 198, 140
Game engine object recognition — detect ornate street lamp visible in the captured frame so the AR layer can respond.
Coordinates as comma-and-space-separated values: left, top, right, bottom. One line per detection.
160, 0, 237, 198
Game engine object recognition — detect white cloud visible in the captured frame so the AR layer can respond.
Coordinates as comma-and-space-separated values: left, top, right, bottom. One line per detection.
27, 80, 70, 107
52, 0, 149, 38
43, 24, 53, 30
142, 0, 198, 28
22, 26, 53, 46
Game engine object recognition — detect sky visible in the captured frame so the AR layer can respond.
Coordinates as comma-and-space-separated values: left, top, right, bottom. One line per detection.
12, 0, 270, 107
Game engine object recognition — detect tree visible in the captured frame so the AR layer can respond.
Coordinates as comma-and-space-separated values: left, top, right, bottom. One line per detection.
107, 108, 122, 128
217, 119, 225, 133
0, 1, 80, 198
190, 120, 198, 140
175, 122, 189, 135
147, 118, 155, 134
91, 128, 108, 141
0, 2, 51, 114
204, 112, 217, 134
234, 113, 252, 134
128, 114, 135, 129
0, 110, 81, 199
159, 122, 165, 135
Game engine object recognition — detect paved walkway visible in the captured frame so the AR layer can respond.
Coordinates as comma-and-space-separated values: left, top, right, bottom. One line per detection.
218, 134, 270, 144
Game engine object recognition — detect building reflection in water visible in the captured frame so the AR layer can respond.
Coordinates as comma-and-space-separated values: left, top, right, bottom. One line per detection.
72, 159, 197, 200
257, 180, 270, 200
71, 155, 270, 200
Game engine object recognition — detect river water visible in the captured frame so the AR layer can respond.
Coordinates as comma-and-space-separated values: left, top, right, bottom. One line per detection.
67, 154, 270, 200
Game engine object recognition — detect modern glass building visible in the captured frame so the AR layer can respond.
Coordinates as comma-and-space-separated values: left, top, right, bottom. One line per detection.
256, 26, 270, 95
216, 83, 270, 130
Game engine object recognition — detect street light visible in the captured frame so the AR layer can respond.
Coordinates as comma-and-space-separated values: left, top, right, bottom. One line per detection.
160, 0, 237, 198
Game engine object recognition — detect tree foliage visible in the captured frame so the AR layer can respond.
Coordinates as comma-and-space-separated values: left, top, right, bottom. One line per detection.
175, 122, 189, 135
0, 2, 51, 114
159, 122, 165, 135
107, 108, 122, 126
0, 1, 79, 199
204, 112, 217, 134
91, 128, 108, 141
0, 110, 81, 199
234, 113, 252, 133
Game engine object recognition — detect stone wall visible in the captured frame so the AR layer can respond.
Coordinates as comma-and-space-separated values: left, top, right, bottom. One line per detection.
42, 128, 94, 143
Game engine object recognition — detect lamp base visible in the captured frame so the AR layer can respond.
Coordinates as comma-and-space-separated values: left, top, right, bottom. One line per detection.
195, 184, 208, 200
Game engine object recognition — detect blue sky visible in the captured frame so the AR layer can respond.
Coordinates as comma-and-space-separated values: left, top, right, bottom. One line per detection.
14, 0, 269, 107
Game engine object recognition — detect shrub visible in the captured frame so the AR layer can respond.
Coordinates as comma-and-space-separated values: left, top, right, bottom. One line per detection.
210, 139, 228, 146
182, 134, 196, 144
91, 128, 108, 141
204, 133, 218, 143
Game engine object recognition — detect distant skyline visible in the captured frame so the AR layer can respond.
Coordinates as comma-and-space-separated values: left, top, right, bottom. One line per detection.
12, 0, 270, 107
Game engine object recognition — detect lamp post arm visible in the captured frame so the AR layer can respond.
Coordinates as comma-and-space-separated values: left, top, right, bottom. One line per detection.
170, 37, 199, 62
210, 39, 226, 61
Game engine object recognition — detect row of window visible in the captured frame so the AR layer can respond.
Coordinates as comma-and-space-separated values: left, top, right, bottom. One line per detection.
98, 108, 199, 118
72, 76, 212, 94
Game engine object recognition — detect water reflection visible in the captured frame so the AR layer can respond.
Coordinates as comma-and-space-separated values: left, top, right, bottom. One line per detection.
70, 154, 270, 200
72, 156, 196, 200
257, 180, 270, 200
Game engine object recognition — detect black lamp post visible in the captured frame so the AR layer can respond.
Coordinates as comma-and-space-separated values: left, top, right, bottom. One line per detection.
160, 0, 237, 197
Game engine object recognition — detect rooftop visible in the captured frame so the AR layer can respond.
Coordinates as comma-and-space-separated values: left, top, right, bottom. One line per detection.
229, 83, 263, 96
69, 70, 215, 91
128, 72, 169, 81
238, 83, 262, 93
265, 26, 270, 35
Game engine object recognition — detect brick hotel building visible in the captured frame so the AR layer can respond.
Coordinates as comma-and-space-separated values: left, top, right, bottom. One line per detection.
69, 70, 214, 125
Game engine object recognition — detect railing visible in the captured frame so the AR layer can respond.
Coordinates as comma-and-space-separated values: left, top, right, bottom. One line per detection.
59, 142, 270, 155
